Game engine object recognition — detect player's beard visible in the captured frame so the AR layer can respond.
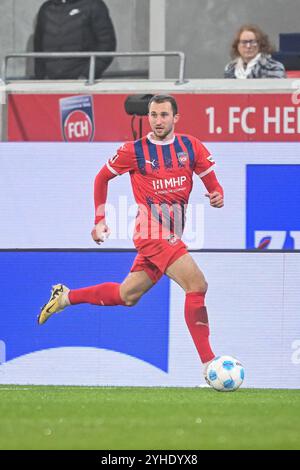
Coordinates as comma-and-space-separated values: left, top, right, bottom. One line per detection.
153, 124, 174, 141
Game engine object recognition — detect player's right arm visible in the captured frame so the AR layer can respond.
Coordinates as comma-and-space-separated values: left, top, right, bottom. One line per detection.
92, 142, 135, 244
92, 165, 115, 244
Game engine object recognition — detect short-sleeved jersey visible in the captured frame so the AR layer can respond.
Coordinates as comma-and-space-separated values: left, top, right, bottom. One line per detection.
106, 132, 215, 242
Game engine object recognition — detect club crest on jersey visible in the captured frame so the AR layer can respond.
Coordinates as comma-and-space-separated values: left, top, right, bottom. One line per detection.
168, 234, 179, 245
177, 152, 188, 164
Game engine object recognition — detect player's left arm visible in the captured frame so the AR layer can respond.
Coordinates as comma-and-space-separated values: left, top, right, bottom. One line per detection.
193, 140, 224, 208
202, 171, 224, 208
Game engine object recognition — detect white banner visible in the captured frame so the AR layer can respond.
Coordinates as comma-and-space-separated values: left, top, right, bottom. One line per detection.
1, 142, 299, 249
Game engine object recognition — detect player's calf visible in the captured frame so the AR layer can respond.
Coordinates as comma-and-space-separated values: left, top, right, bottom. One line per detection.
184, 291, 215, 368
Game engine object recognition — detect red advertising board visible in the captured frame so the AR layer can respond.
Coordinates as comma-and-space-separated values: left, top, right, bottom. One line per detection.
8, 93, 300, 142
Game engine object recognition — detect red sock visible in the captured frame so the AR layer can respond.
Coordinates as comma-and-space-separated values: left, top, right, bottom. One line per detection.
68, 282, 126, 306
184, 292, 215, 363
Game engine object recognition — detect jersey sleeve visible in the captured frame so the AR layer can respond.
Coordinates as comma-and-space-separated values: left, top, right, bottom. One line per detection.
193, 140, 216, 177
106, 142, 135, 176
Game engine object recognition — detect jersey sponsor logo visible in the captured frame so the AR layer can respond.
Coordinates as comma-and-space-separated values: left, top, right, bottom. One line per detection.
152, 176, 187, 191
246, 164, 300, 249
60, 95, 95, 142
207, 155, 215, 163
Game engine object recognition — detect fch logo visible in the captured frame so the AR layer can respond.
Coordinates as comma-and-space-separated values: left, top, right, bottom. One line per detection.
60, 95, 95, 142
246, 165, 300, 249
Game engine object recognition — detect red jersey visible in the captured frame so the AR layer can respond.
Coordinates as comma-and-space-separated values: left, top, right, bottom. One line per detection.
105, 132, 216, 243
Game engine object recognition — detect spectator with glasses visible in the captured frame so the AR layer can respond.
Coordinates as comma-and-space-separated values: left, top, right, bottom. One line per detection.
224, 24, 286, 78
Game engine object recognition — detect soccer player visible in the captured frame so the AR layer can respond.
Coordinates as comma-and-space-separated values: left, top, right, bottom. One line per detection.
38, 94, 224, 378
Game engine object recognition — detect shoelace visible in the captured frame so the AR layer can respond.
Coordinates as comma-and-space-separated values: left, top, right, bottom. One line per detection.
51, 286, 63, 299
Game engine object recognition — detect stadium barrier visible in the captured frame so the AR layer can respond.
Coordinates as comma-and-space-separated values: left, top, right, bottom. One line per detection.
2, 51, 186, 86
2, 79, 299, 142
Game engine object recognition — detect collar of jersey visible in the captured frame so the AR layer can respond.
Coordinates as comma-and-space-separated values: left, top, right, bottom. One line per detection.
147, 132, 175, 145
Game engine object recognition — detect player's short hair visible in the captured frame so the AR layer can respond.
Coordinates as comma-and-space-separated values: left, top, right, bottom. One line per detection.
148, 94, 178, 115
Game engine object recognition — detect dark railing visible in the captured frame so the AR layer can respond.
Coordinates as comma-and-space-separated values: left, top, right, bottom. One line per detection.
2, 51, 186, 85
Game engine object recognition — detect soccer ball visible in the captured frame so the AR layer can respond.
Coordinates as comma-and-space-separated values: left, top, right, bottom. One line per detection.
206, 355, 245, 392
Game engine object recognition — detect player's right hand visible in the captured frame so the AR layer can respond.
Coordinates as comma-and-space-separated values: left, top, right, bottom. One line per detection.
205, 191, 224, 208
91, 221, 111, 245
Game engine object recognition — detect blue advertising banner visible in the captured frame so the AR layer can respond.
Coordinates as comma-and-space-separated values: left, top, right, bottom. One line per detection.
246, 165, 300, 249
0, 252, 170, 372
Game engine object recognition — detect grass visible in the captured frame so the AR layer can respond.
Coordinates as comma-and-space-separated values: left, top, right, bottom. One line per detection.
0, 386, 299, 450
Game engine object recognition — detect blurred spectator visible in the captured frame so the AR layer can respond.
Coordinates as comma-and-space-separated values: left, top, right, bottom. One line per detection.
224, 24, 286, 79
34, 0, 116, 79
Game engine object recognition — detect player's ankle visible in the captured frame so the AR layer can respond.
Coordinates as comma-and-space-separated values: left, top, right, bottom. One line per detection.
203, 358, 215, 374
62, 292, 71, 307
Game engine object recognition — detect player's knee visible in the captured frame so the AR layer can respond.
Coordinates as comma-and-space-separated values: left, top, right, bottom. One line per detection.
186, 279, 208, 294
122, 293, 142, 307
202, 280, 208, 293
124, 299, 138, 307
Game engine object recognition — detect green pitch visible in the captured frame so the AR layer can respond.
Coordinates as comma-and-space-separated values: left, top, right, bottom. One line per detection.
0, 386, 299, 450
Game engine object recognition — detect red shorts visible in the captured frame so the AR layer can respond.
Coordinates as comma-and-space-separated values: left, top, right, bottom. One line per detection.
130, 237, 188, 283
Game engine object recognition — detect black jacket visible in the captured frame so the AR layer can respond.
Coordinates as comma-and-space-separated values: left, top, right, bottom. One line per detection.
34, 0, 116, 79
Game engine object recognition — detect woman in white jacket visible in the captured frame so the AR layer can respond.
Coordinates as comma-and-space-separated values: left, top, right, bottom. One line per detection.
224, 24, 286, 79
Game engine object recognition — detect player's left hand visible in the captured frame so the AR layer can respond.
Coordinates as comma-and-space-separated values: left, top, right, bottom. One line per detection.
205, 191, 224, 208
